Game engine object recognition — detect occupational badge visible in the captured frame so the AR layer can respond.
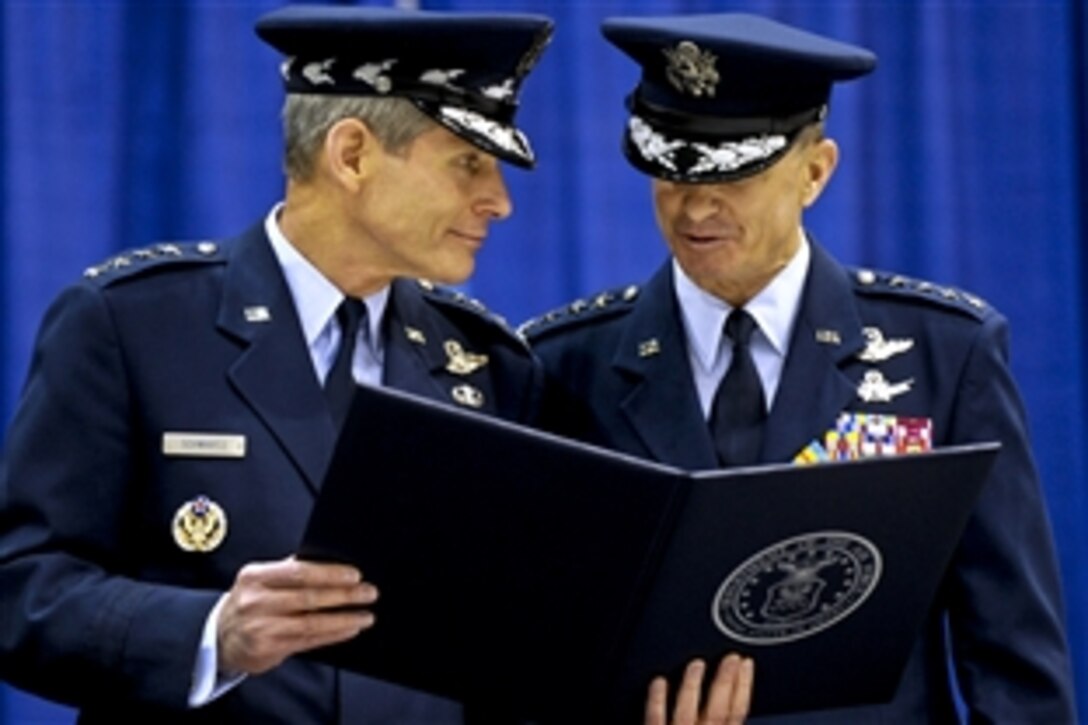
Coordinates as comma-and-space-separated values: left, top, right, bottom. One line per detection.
857, 326, 914, 362
444, 340, 488, 375
856, 369, 913, 403
451, 383, 484, 409
172, 495, 227, 553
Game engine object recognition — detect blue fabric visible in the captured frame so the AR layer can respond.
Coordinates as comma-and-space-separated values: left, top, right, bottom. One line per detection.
1, 1, 1085, 722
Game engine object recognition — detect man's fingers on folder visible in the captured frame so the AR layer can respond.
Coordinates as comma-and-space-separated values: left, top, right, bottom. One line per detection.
644, 654, 754, 725
703, 655, 754, 724
218, 557, 379, 674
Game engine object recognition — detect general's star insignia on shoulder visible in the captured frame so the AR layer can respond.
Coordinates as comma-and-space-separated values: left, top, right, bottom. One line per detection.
517, 284, 640, 339
852, 268, 989, 319
417, 279, 519, 343
83, 240, 223, 284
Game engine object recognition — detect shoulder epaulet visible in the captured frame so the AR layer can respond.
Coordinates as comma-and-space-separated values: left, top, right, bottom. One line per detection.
416, 279, 524, 347
82, 240, 225, 286
851, 267, 991, 320
517, 283, 641, 340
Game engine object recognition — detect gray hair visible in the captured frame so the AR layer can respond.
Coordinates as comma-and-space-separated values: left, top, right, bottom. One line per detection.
282, 94, 435, 180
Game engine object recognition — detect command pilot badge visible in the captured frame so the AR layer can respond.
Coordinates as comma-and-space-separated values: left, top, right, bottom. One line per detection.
858, 326, 914, 362
444, 340, 489, 375
172, 495, 227, 553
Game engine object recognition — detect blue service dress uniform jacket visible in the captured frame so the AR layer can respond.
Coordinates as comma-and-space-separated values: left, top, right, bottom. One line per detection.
0, 223, 541, 724
524, 242, 1076, 724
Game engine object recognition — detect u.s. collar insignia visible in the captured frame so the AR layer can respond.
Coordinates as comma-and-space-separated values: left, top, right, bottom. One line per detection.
172, 495, 227, 553
663, 40, 720, 98
858, 327, 914, 362
444, 340, 488, 375
638, 338, 661, 358
243, 306, 271, 323
857, 369, 914, 403
451, 383, 484, 409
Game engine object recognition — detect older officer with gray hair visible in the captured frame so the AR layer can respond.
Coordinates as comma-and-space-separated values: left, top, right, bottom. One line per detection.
0, 5, 551, 722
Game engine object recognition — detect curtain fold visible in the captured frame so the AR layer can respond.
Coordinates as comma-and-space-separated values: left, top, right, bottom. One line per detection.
2, 1, 1085, 722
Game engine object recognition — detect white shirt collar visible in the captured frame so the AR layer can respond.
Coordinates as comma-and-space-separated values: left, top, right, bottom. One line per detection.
264, 204, 389, 352
674, 231, 810, 373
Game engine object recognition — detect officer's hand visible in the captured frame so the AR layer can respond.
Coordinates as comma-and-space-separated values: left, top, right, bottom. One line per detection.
644, 654, 754, 725
218, 557, 378, 674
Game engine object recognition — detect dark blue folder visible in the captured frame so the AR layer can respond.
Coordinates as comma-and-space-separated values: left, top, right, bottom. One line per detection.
299, 384, 998, 721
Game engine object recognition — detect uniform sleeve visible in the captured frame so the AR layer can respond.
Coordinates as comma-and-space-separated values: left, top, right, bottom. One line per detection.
0, 283, 220, 710
944, 312, 1077, 722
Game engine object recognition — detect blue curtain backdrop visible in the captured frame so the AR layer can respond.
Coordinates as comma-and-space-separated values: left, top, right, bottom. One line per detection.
1, 0, 1084, 721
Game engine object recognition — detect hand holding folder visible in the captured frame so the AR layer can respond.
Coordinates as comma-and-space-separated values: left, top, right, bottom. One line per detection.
299, 384, 998, 721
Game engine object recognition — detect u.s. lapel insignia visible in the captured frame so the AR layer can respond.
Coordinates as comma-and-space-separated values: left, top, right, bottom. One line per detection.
243, 306, 271, 323
638, 338, 661, 358
444, 340, 489, 375
405, 326, 426, 345
857, 369, 914, 403
172, 495, 227, 553
451, 383, 484, 409
815, 328, 841, 345
858, 326, 914, 362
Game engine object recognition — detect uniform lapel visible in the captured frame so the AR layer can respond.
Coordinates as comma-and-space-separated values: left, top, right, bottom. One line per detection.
614, 263, 719, 469
382, 279, 498, 413
217, 224, 336, 493
762, 242, 865, 463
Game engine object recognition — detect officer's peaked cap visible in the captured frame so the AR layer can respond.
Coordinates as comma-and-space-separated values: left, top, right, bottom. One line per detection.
602, 13, 876, 183
256, 5, 553, 168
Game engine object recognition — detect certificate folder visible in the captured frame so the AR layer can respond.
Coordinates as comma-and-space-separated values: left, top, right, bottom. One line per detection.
299, 384, 998, 721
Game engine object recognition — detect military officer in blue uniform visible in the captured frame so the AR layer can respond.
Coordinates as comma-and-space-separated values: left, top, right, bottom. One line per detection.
524, 14, 1076, 723
0, 6, 555, 723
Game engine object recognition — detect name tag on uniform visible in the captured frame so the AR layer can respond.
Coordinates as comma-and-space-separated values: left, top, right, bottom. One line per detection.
162, 432, 247, 458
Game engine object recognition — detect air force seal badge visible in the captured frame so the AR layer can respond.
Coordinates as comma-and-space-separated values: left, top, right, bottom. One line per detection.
712, 531, 882, 645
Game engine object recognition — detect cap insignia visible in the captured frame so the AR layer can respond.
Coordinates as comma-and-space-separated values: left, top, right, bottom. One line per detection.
663, 40, 720, 98
420, 68, 467, 89
481, 78, 516, 102
689, 135, 788, 175
444, 339, 489, 375
172, 495, 228, 553
629, 116, 787, 177
353, 59, 397, 94
438, 106, 530, 158
301, 58, 336, 86
629, 116, 685, 172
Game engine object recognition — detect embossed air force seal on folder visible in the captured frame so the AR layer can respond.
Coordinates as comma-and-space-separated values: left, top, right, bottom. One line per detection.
712, 531, 882, 645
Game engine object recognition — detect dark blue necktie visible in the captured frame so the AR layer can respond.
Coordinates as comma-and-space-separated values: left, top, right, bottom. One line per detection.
710, 309, 766, 466
325, 298, 366, 429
